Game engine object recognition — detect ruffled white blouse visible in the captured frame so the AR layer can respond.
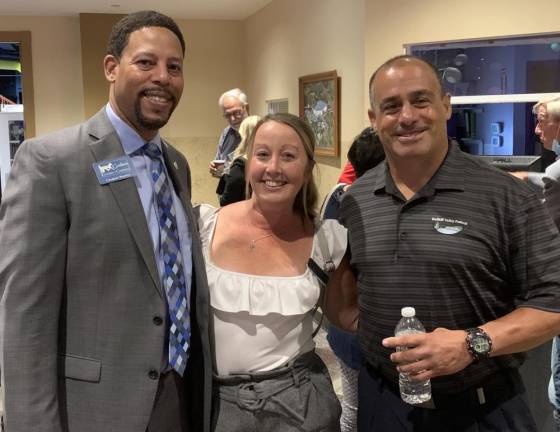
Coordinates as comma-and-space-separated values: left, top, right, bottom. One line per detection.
197, 204, 347, 375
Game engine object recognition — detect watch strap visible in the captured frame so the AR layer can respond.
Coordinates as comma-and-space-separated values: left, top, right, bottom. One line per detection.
465, 327, 492, 362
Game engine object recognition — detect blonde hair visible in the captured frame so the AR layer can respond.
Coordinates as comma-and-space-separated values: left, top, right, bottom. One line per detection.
232, 115, 261, 160
244, 113, 319, 219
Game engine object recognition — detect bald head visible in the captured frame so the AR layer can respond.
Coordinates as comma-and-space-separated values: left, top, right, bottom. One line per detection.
369, 55, 444, 109
366, 54, 452, 166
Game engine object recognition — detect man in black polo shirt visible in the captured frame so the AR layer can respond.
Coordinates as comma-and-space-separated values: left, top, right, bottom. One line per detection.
328, 55, 560, 431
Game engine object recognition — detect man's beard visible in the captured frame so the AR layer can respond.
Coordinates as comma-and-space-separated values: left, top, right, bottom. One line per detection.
134, 99, 176, 131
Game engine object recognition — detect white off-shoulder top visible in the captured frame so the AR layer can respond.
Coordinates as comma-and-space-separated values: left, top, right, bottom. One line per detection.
197, 204, 347, 375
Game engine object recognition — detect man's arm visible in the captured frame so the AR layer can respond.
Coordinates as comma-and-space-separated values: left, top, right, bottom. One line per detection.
0, 139, 67, 431
510, 171, 528, 181
510, 171, 546, 193
384, 188, 560, 382
324, 253, 359, 332
383, 307, 560, 381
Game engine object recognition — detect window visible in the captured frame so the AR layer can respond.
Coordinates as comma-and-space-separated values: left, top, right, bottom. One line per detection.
0, 31, 34, 193
0, 43, 22, 105
0, 32, 34, 137
407, 34, 560, 158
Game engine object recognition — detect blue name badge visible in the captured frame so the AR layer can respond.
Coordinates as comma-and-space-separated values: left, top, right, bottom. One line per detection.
92, 156, 135, 185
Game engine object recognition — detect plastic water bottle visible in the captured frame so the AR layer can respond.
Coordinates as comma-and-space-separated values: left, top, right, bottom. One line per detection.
394, 306, 431, 405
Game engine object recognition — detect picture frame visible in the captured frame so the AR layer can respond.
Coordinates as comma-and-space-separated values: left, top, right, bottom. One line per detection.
299, 70, 340, 157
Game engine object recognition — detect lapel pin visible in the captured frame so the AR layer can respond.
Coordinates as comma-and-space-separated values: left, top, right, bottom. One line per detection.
173, 161, 179, 169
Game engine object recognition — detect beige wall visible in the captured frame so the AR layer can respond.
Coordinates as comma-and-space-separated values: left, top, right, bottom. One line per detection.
0, 16, 84, 136
167, 19, 245, 205
244, 0, 366, 202
80, 14, 122, 118
364, 0, 560, 108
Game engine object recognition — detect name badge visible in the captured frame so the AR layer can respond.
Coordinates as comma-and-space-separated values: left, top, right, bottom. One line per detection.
92, 156, 135, 185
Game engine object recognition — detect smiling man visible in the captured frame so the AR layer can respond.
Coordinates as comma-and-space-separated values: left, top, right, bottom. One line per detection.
334, 55, 560, 431
0, 11, 211, 432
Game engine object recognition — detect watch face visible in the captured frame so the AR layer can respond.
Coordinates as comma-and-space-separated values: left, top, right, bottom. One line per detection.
472, 335, 490, 354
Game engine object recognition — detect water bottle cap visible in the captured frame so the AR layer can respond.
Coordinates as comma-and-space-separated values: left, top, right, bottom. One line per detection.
401, 307, 416, 317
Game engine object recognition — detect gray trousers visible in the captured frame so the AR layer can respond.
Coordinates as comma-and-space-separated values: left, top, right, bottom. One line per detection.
212, 350, 341, 432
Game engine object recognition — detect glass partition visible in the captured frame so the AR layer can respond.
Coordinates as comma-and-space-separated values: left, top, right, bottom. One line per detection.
407, 34, 560, 164
409, 35, 560, 97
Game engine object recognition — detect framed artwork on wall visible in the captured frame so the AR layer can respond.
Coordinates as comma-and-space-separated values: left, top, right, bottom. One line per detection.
299, 70, 340, 157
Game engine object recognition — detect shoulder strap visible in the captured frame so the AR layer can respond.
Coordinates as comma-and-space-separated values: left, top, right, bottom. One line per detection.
308, 222, 335, 338
316, 226, 335, 273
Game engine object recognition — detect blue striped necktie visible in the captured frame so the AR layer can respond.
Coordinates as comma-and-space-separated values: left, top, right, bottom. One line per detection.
142, 142, 190, 376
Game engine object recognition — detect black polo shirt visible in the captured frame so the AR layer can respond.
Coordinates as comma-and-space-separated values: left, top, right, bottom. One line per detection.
340, 142, 560, 394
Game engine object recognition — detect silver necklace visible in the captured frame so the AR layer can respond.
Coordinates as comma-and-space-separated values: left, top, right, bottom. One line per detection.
249, 233, 274, 251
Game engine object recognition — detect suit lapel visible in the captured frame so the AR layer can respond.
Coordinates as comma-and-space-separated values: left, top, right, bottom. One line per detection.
87, 110, 164, 299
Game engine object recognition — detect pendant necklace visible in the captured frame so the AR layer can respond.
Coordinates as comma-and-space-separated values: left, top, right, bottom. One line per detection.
249, 233, 274, 251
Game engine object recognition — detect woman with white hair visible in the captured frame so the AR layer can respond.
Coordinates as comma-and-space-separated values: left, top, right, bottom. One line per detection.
513, 96, 560, 431
513, 97, 560, 228
532, 98, 560, 228
535, 97, 560, 432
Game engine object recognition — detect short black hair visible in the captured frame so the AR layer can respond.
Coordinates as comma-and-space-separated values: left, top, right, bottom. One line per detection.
107, 10, 185, 59
347, 127, 385, 178
368, 54, 444, 108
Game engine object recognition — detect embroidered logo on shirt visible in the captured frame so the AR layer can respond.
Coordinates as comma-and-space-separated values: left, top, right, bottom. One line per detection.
432, 217, 468, 235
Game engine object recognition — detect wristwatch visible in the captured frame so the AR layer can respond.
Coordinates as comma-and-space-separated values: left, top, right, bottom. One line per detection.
465, 327, 492, 362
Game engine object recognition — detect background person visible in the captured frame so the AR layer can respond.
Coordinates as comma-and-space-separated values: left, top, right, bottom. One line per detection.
511, 99, 560, 430
323, 126, 385, 432
327, 55, 560, 431
197, 113, 345, 431
512, 97, 560, 229
512, 96, 560, 431
0, 11, 211, 432
338, 160, 357, 185
216, 114, 260, 206
209, 88, 249, 177
336, 127, 385, 186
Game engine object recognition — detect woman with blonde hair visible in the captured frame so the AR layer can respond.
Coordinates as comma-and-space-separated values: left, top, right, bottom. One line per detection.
217, 115, 260, 206
197, 113, 345, 431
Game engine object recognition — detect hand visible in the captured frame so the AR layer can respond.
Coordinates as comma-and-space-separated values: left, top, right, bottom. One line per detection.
510, 171, 528, 181
382, 328, 473, 381
209, 162, 223, 177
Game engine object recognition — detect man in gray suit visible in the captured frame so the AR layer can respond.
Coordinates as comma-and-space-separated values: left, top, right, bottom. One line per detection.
0, 11, 211, 432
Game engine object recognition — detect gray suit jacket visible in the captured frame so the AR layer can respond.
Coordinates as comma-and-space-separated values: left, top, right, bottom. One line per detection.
0, 109, 212, 432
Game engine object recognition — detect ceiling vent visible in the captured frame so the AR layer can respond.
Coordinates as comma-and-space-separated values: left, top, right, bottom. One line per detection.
266, 98, 289, 114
